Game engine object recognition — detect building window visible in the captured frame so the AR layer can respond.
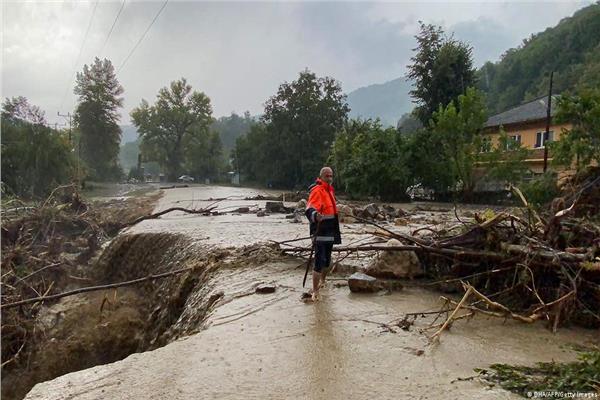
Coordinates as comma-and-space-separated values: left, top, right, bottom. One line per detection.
480, 136, 492, 153
506, 134, 521, 150
535, 130, 554, 148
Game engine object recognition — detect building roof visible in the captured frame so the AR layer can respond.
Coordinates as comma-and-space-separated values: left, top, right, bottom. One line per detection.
484, 95, 560, 128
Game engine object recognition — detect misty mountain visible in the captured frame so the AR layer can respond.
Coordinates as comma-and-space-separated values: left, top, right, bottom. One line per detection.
120, 125, 139, 144
346, 77, 414, 127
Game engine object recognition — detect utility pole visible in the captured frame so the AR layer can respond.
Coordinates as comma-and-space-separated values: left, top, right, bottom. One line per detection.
58, 111, 80, 185
57, 111, 72, 143
543, 71, 553, 173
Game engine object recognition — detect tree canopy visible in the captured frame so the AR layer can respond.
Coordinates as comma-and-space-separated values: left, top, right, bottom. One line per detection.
234, 69, 349, 188
551, 89, 600, 170
408, 22, 476, 125
329, 119, 412, 201
130, 78, 216, 181
2, 97, 76, 197
74, 57, 124, 181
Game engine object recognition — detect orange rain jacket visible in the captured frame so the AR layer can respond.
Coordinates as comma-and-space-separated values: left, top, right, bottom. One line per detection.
305, 178, 341, 244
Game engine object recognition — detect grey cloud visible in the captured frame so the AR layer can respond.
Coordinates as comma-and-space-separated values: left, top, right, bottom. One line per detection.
2, 1, 594, 126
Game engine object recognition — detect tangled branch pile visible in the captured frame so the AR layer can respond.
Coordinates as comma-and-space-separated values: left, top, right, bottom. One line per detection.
0, 186, 160, 371
283, 168, 600, 331
408, 169, 599, 331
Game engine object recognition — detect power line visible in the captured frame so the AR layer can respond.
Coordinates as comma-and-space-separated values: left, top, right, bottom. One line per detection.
99, 0, 126, 56
117, 0, 168, 74
59, 0, 100, 111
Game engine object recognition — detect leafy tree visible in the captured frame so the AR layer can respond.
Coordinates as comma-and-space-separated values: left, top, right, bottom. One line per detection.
2, 96, 46, 125
426, 87, 487, 197
212, 112, 255, 153
261, 69, 349, 187
130, 78, 213, 181
74, 57, 124, 181
232, 122, 269, 183
407, 128, 455, 197
1, 97, 76, 197
551, 89, 600, 171
118, 139, 140, 172
329, 119, 412, 201
185, 130, 224, 181
482, 130, 530, 185
397, 112, 423, 135
408, 22, 476, 125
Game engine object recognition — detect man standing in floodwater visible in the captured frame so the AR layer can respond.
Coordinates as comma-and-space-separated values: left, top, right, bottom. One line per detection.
305, 166, 342, 302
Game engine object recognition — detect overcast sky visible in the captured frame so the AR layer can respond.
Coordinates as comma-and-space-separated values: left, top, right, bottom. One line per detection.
2, 0, 593, 125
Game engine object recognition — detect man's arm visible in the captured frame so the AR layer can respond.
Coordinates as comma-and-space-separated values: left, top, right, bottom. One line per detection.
305, 189, 322, 222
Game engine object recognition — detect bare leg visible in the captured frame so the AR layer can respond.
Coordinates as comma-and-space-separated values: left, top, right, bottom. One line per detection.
320, 244, 333, 288
312, 271, 321, 301
320, 270, 328, 288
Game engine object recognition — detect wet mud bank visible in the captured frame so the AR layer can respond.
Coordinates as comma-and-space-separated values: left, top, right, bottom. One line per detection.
24, 245, 599, 400
3, 232, 288, 400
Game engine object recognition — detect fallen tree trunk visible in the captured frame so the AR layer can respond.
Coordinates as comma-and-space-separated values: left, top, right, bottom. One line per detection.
122, 206, 218, 227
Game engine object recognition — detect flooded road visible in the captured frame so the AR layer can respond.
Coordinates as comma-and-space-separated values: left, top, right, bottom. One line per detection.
25, 185, 599, 399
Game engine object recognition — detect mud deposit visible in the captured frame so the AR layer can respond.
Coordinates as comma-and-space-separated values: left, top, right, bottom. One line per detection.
13, 186, 599, 399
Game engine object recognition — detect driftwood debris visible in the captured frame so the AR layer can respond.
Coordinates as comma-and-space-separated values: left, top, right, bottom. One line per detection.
277, 168, 600, 333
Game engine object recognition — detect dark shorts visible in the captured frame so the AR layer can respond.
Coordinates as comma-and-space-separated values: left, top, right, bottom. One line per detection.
314, 242, 334, 273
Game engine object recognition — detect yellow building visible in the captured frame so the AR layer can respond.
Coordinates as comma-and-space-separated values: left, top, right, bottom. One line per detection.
482, 95, 571, 174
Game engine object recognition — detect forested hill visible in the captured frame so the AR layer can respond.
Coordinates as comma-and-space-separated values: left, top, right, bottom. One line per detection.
478, 3, 600, 115
346, 3, 599, 122
346, 77, 413, 127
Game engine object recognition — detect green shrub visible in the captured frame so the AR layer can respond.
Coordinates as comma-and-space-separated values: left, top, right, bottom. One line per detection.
519, 172, 559, 209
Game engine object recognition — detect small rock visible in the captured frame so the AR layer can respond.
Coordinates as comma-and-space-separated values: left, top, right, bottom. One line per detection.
265, 201, 291, 213
235, 207, 250, 213
382, 204, 397, 218
292, 211, 303, 223
256, 210, 267, 217
337, 204, 355, 223
394, 218, 409, 226
256, 284, 276, 294
361, 203, 379, 219
348, 272, 382, 293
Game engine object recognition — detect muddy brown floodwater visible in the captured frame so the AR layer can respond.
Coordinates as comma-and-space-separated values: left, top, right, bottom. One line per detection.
25, 185, 599, 400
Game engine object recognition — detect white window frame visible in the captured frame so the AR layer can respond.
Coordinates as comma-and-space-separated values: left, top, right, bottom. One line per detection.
535, 130, 554, 148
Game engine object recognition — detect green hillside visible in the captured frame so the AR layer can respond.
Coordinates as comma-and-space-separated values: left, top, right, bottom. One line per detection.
478, 3, 600, 114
